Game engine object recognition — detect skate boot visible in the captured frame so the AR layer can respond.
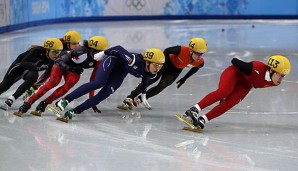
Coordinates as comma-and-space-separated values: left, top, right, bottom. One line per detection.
0, 98, 14, 111
185, 107, 206, 129
56, 98, 69, 111
14, 102, 31, 117
48, 98, 69, 115
31, 101, 47, 116
117, 98, 135, 110
22, 87, 36, 100
56, 109, 77, 123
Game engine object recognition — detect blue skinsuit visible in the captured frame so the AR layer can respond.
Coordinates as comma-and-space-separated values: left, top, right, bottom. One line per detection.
66, 45, 156, 113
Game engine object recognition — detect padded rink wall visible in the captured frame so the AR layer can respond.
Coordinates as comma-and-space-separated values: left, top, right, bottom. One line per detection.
0, 0, 298, 33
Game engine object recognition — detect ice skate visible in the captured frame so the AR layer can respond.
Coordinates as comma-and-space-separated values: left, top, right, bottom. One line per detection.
47, 104, 62, 115
0, 103, 9, 111
56, 109, 76, 123
176, 114, 196, 129
117, 104, 131, 110
14, 101, 31, 117
22, 87, 36, 100
31, 101, 47, 117
56, 115, 70, 123
30, 110, 42, 117
47, 104, 59, 113
117, 98, 135, 110
55, 98, 69, 111
182, 127, 203, 133
47, 99, 64, 116
184, 106, 206, 129
13, 111, 24, 117
0, 98, 13, 111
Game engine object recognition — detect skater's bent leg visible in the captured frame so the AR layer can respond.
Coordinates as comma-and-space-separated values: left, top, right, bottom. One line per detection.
0, 77, 16, 95
45, 72, 80, 104
67, 55, 118, 102
28, 67, 63, 104
198, 66, 239, 110
205, 85, 251, 121
66, 80, 104, 102
0, 65, 22, 95
77, 72, 125, 113
13, 71, 38, 99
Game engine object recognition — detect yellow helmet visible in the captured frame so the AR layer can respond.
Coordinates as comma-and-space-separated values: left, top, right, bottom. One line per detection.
267, 55, 291, 75
63, 30, 82, 43
189, 38, 208, 53
43, 38, 63, 51
143, 48, 165, 64
88, 36, 109, 51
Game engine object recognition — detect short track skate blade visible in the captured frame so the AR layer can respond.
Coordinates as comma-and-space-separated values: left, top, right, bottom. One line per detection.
56, 116, 69, 123
13, 111, 23, 117
183, 127, 203, 133
0, 105, 8, 111
117, 105, 131, 110
47, 105, 61, 115
175, 114, 196, 129
30, 110, 42, 117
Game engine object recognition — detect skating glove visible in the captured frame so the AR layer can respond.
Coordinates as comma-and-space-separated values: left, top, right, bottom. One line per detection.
36, 64, 49, 71
141, 93, 152, 110
94, 51, 105, 61
176, 78, 186, 88
70, 66, 83, 74
92, 106, 101, 113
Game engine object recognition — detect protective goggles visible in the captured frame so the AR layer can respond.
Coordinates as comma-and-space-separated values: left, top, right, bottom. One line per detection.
276, 73, 285, 78
50, 49, 62, 55
195, 52, 204, 56
151, 62, 163, 68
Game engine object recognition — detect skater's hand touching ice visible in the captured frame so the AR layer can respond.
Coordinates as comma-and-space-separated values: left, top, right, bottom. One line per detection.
141, 94, 152, 110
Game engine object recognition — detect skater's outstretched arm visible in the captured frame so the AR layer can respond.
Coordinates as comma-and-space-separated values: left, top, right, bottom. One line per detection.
231, 58, 253, 76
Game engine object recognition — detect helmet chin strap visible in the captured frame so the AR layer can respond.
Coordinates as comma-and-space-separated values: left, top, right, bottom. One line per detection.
46, 50, 50, 59
145, 61, 151, 73
190, 51, 195, 62
269, 69, 275, 80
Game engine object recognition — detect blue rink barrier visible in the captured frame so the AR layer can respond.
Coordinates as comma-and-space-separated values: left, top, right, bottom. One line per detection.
1, 15, 298, 34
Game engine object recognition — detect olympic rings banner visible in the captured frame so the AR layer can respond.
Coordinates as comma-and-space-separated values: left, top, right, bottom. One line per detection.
1, 0, 298, 32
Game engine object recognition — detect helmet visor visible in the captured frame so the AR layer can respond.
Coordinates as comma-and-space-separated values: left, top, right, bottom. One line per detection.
276, 73, 285, 78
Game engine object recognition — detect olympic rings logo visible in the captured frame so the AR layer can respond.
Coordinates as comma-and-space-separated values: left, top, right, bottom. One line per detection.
126, 0, 146, 10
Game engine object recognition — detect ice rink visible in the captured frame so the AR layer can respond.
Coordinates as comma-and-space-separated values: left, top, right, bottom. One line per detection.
0, 20, 298, 171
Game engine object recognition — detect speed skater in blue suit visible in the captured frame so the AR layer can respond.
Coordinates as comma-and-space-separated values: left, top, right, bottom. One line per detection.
53, 45, 165, 122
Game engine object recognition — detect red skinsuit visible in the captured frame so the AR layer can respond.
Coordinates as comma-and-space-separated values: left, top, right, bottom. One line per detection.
197, 61, 276, 121
28, 65, 80, 104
